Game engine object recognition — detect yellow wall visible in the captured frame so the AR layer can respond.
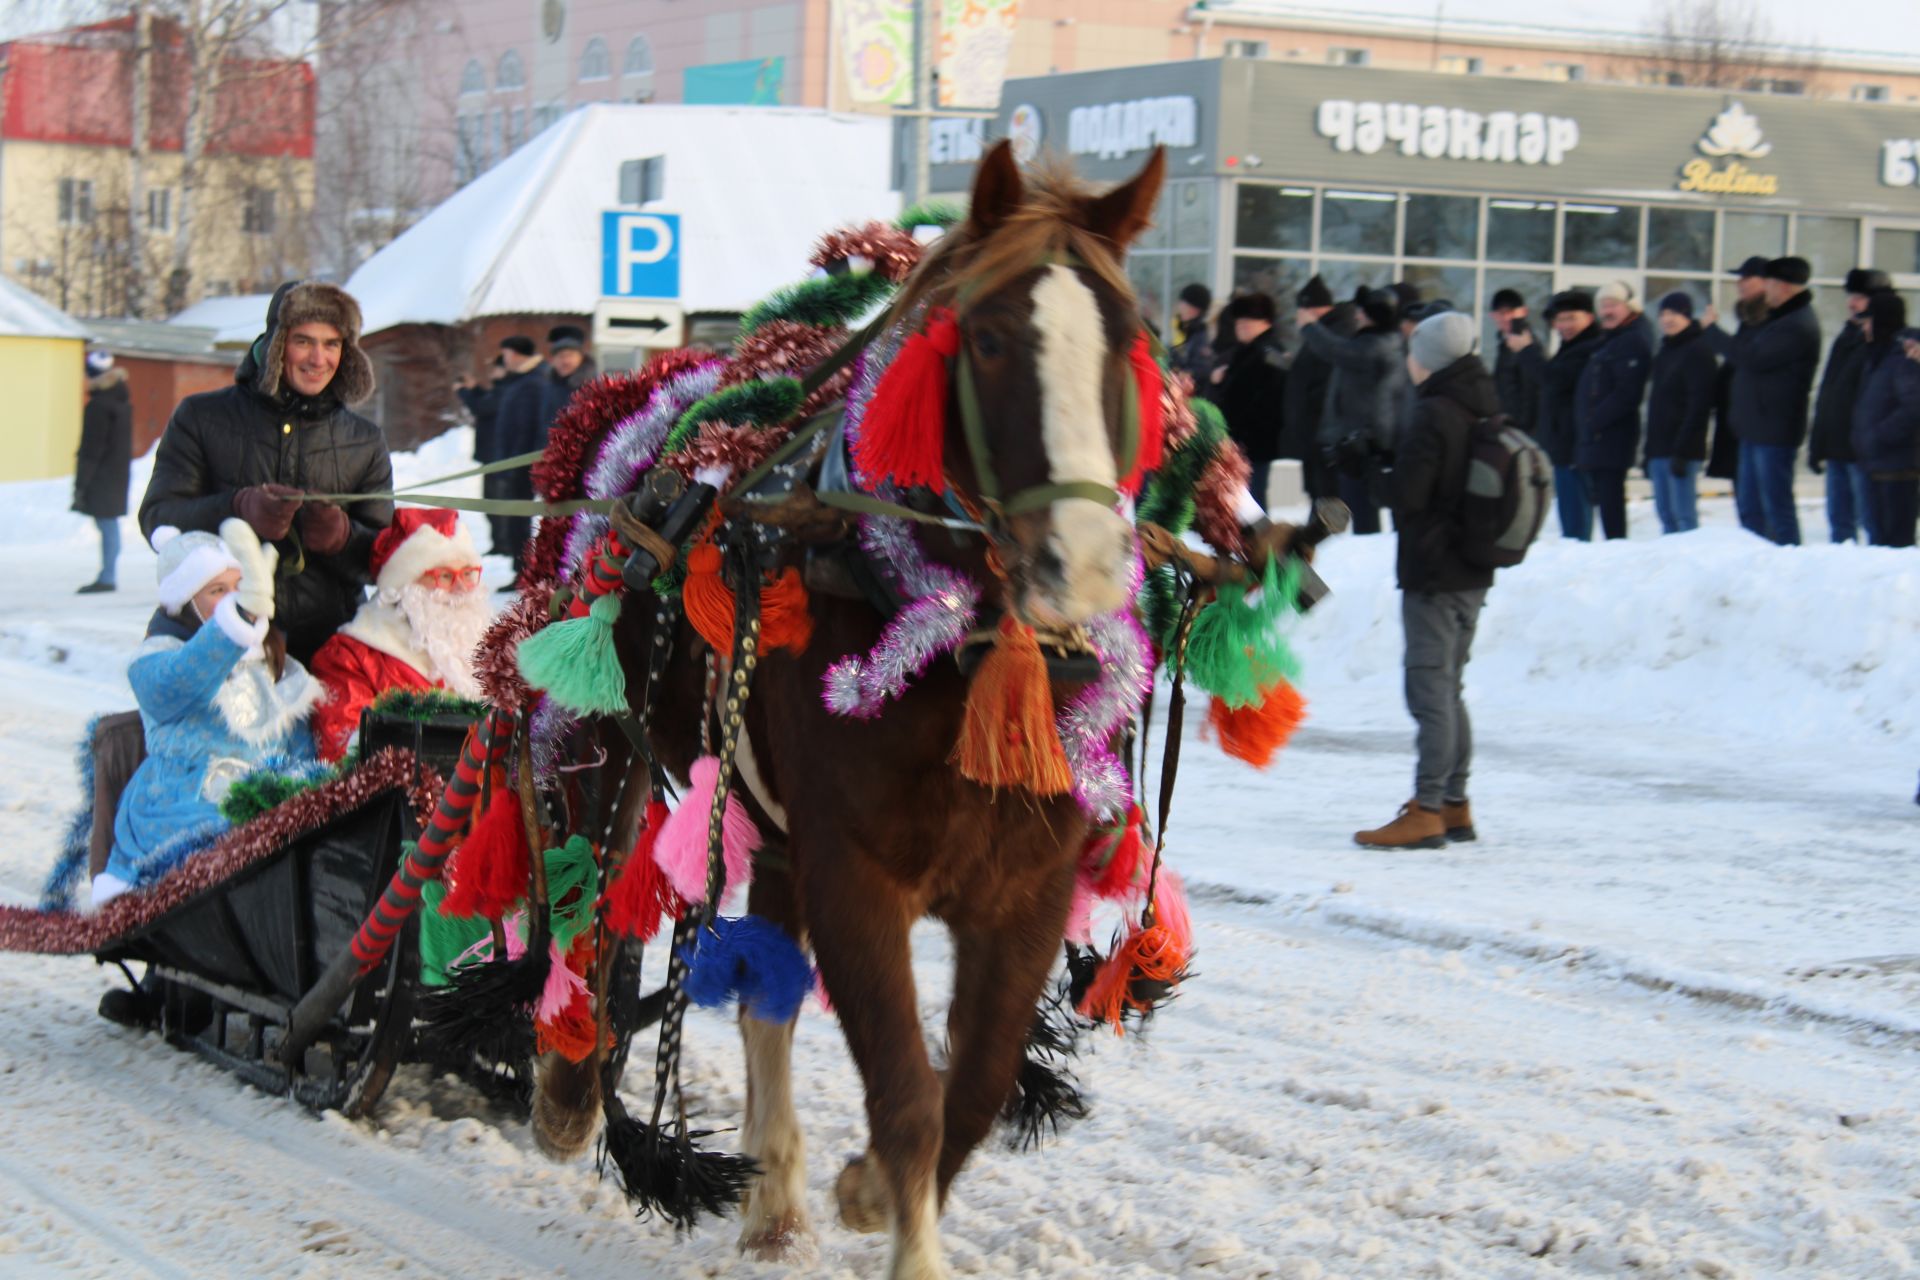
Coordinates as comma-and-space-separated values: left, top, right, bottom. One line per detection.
0, 336, 86, 483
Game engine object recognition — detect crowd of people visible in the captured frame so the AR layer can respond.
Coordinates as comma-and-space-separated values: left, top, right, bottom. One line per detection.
1173, 257, 1920, 549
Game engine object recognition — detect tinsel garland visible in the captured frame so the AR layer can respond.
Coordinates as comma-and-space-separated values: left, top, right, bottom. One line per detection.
473, 580, 557, 713
738, 270, 894, 336
0, 749, 421, 955
520, 374, 664, 588
681, 422, 787, 483
1194, 447, 1252, 561
662, 377, 805, 458
809, 222, 924, 282
562, 361, 724, 580
720, 318, 855, 419
895, 200, 963, 232
1057, 587, 1155, 823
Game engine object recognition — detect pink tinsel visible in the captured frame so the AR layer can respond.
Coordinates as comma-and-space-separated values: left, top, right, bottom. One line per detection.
653, 756, 760, 904
536, 938, 587, 1021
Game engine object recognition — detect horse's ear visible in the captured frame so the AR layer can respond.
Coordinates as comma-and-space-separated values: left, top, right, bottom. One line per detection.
1081, 146, 1166, 251
966, 139, 1025, 235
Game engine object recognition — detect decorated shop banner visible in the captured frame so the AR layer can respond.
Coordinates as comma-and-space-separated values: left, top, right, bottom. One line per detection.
840, 0, 914, 106
938, 0, 1021, 109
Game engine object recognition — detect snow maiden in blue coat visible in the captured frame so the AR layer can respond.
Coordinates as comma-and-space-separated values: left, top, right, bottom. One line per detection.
94, 519, 322, 905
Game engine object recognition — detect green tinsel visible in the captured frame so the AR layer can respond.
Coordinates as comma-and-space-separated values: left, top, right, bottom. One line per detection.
895, 200, 962, 232
368, 687, 486, 722
217, 764, 335, 826
417, 862, 492, 987
663, 377, 807, 454
1183, 555, 1303, 708
739, 271, 895, 336
515, 592, 629, 716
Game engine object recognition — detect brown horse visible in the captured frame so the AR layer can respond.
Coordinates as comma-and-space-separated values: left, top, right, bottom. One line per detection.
543, 140, 1170, 1278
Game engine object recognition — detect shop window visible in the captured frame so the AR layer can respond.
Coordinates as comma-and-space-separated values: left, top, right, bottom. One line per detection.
497, 49, 526, 92
624, 35, 655, 77
57, 177, 95, 226
581, 37, 611, 82
1436, 56, 1482, 75
1852, 84, 1889, 103
1320, 189, 1395, 257
1795, 216, 1859, 280
1486, 200, 1554, 264
1127, 255, 1169, 336
1399, 264, 1476, 316
1723, 212, 1786, 270
1235, 185, 1312, 253
1873, 228, 1920, 275
1563, 202, 1640, 268
1231, 256, 1310, 326
1314, 258, 1390, 302
1403, 193, 1478, 262
1327, 47, 1369, 67
1169, 251, 1211, 316
1646, 276, 1713, 320
1544, 62, 1585, 82
1481, 267, 1553, 355
1169, 181, 1215, 251
1647, 207, 1714, 272
1223, 39, 1268, 59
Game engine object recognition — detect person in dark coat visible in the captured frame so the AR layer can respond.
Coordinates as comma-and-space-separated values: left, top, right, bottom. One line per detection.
1281, 275, 1342, 500
1724, 256, 1822, 546
1513, 290, 1603, 540
491, 335, 556, 567
540, 324, 598, 426
1489, 288, 1539, 436
1702, 256, 1769, 486
1213, 293, 1287, 509
1300, 286, 1407, 534
459, 337, 537, 555
1810, 268, 1890, 543
1355, 311, 1495, 851
138, 281, 391, 663
1850, 292, 1920, 548
1645, 293, 1717, 534
1575, 281, 1653, 540
73, 349, 134, 593
1168, 283, 1214, 389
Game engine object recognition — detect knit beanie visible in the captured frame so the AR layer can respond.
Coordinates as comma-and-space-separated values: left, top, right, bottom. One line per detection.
152, 527, 242, 612
1410, 311, 1479, 373
1658, 291, 1695, 318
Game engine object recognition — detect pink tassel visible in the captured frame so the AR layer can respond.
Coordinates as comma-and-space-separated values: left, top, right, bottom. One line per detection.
1064, 874, 1096, 945
653, 756, 760, 904
1152, 869, 1193, 951
813, 968, 835, 1015
536, 939, 586, 1022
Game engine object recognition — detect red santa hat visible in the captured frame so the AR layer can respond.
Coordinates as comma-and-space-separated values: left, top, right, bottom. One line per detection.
369, 508, 480, 595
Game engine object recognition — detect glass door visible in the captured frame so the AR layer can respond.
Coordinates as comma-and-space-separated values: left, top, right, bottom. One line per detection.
1866, 221, 1920, 317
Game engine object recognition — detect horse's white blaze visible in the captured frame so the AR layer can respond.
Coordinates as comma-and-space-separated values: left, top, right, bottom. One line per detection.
1030, 264, 1131, 623
739, 1016, 811, 1254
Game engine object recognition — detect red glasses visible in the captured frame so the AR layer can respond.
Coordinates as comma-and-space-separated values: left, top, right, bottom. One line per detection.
416, 566, 484, 590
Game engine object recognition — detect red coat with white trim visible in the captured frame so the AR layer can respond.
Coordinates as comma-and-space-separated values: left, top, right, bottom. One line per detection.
309, 629, 438, 762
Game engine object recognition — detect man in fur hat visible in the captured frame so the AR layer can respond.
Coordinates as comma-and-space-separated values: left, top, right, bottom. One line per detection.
308, 509, 492, 761
139, 281, 393, 662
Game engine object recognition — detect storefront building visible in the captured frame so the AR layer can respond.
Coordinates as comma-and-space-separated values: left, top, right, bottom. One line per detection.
928, 59, 1920, 353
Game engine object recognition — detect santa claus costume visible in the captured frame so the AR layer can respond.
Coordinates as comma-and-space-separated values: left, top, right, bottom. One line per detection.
309, 508, 492, 761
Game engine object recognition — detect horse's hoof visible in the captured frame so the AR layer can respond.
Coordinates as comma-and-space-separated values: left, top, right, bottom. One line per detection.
835, 1156, 889, 1235
739, 1213, 816, 1264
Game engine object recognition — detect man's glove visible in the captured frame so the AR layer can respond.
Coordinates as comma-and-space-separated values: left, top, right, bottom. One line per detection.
1669, 456, 1688, 478
298, 502, 350, 555
1807, 457, 1824, 476
233, 483, 303, 541
219, 517, 278, 621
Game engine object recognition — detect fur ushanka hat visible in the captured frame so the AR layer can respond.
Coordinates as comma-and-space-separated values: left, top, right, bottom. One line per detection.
246, 280, 375, 406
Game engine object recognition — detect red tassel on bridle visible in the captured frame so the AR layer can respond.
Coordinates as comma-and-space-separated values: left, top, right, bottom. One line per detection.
1121, 331, 1167, 496
853, 307, 959, 491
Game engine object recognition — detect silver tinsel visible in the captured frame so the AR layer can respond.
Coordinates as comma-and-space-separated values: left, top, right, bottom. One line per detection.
822, 582, 978, 718
1058, 604, 1155, 823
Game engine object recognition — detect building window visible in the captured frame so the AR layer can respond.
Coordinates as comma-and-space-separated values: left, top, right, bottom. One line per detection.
1326, 47, 1369, 67
1544, 62, 1585, 82
57, 178, 95, 226
1562, 202, 1638, 267
1223, 39, 1268, 59
496, 49, 526, 92
1320, 188, 1396, 256
580, 36, 611, 82
241, 188, 277, 235
146, 187, 172, 233
623, 35, 655, 77
1487, 200, 1555, 264
619, 155, 665, 204
1852, 84, 1889, 102
1745, 76, 1803, 95
1796, 216, 1859, 280
1639, 68, 1685, 87
1436, 55, 1482, 75
460, 58, 486, 96
1235, 185, 1313, 252
1403, 193, 1479, 261
1647, 207, 1713, 272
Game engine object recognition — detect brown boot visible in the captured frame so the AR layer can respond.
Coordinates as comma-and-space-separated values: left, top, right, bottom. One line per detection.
1441, 800, 1476, 843
1354, 802, 1447, 850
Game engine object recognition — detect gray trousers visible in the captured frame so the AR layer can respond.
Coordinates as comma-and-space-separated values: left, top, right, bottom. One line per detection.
1402, 588, 1487, 809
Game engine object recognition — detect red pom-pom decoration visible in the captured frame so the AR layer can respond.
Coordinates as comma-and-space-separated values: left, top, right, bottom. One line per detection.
853, 308, 959, 491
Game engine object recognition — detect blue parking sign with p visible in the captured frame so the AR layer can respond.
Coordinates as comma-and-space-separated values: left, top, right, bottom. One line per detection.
601, 211, 680, 299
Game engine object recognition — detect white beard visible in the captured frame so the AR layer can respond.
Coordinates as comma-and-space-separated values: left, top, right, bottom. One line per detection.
395, 582, 490, 699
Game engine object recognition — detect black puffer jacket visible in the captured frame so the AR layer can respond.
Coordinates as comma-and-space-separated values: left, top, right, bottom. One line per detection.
1727, 289, 1821, 449
73, 368, 133, 518
1215, 327, 1287, 465
1645, 321, 1716, 462
138, 291, 392, 660
1528, 323, 1603, 467
1810, 317, 1870, 467
1392, 355, 1499, 595
1301, 320, 1407, 457
1493, 324, 1541, 435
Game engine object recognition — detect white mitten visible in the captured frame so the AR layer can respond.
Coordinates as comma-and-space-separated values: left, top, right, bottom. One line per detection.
209, 593, 269, 658
219, 516, 278, 621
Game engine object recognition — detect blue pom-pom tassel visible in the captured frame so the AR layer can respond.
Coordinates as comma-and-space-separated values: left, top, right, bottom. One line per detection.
680, 915, 812, 1023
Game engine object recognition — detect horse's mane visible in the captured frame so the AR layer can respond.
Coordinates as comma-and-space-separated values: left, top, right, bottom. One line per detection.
893, 156, 1137, 322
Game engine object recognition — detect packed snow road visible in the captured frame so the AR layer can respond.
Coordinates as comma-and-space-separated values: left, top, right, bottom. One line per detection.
0, 448, 1914, 1277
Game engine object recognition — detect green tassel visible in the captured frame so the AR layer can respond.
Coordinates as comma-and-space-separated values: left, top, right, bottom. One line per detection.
1183, 555, 1303, 708
516, 593, 629, 716
417, 866, 494, 987
544, 834, 601, 954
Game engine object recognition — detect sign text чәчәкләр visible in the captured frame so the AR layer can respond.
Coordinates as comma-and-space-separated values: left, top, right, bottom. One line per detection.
1315, 100, 1580, 166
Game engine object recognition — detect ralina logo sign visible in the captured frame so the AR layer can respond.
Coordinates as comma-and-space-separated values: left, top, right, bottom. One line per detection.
1678, 102, 1780, 196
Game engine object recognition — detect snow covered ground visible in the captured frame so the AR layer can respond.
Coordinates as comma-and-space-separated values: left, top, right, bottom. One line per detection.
0, 439, 1915, 1278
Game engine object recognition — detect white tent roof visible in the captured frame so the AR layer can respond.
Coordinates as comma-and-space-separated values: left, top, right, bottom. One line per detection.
0, 274, 89, 340
168, 294, 275, 346
347, 105, 902, 336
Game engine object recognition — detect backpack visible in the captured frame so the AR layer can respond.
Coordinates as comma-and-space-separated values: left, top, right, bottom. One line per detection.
1459, 415, 1552, 569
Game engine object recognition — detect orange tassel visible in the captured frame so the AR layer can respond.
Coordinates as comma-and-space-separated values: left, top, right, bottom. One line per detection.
535, 933, 606, 1063
853, 307, 958, 491
604, 800, 682, 941
1204, 680, 1307, 769
683, 541, 814, 656
1122, 331, 1167, 495
952, 615, 1073, 795
439, 790, 531, 919
1075, 919, 1191, 1035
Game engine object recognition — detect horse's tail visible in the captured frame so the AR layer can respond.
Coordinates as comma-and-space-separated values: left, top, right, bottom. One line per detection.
531, 1050, 603, 1161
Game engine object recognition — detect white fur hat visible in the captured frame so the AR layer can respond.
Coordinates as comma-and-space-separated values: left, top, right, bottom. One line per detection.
1597, 279, 1637, 307
152, 526, 242, 611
